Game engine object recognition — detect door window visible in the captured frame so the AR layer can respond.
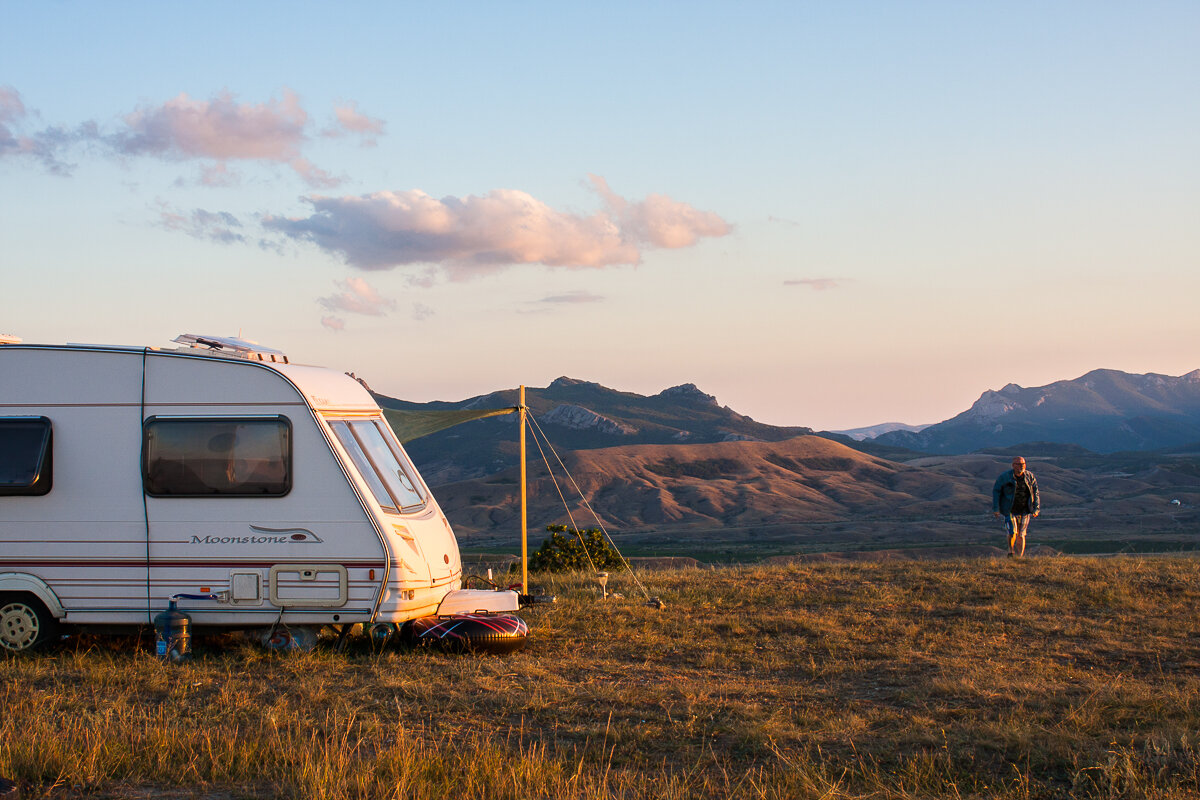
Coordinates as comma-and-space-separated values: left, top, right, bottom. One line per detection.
330, 419, 426, 513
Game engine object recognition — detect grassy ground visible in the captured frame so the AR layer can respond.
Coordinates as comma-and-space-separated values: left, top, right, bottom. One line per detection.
4, 556, 1200, 799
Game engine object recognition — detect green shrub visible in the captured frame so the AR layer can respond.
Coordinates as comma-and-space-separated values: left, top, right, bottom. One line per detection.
528, 525, 625, 573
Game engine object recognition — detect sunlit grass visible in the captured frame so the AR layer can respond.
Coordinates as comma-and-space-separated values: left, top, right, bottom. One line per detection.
3, 556, 1200, 798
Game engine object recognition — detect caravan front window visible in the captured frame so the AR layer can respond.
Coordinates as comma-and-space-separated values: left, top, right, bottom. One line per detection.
143, 417, 292, 496
330, 419, 426, 513
0, 417, 52, 496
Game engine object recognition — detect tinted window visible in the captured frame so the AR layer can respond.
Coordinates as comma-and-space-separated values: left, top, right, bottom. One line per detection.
0, 417, 52, 496
144, 417, 291, 497
330, 419, 426, 512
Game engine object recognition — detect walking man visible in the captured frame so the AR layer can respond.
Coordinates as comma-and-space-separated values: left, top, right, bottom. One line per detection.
993, 456, 1039, 557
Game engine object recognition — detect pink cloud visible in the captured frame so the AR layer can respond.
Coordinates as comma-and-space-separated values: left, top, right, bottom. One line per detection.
113, 89, 348, 187
0, 85, 77, 173
785, 278, 848, 290
0, 86, 26, 122
117, 89, 307, 160
288, 157, 341, 188
199, 162, 239, 187
588, 175, 732, 248
321, 316, 346, 332
327, 101, 385, 144
317, 277, 396, 316
263, 178, 731, 277
2, 86, 380, 185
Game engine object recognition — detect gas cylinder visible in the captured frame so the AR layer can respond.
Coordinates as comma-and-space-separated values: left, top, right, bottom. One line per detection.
153, 599, 192, 662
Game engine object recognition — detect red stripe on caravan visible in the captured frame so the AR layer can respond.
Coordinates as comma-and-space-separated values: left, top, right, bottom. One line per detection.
1, 559, 386, 569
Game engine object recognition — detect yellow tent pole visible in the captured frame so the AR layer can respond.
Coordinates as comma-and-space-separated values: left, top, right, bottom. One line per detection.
519, 385, 528, 594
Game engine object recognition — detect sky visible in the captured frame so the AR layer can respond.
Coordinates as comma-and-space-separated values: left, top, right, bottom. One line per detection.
2, 2, 1198, 431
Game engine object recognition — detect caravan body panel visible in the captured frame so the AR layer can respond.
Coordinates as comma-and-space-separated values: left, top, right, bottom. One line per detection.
0, 343, 465, 633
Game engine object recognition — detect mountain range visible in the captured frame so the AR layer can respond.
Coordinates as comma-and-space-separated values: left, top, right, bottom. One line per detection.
873, 369, 1200, 454
376, 377, 812, 485
373, 368, 1200, 555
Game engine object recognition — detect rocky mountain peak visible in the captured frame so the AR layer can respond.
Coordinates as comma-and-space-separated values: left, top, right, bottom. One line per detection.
657, 383, 719, 406
548, 376, 596, 389
965, 389, 1024, 420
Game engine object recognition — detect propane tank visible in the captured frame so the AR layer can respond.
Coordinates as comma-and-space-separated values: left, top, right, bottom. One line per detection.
153, 598, 192, 663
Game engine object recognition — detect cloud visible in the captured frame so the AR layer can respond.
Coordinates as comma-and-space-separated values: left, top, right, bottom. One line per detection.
3, 87, 379, 187
111, 89, 344, 187
116, 90, 307, 160
199, 163, 239, 187
0, 85, 79, 174
156, 203, 246, 244
587, 175, 731, 248
262, 178, 731, 278
317, 276, 396, 316
538, 290, 605, 304
412, 302, 435, 321
321, 316, 346, 332
784, 278, 848, 290
326, 101, 385, 145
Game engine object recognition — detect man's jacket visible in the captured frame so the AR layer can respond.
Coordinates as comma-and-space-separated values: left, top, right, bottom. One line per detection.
992, 469, 1040, 515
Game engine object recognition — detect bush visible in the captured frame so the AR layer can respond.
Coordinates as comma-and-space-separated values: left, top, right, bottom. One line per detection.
528, 525, 625, 573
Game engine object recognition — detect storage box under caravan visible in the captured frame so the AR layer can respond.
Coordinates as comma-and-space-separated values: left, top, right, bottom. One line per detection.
0, 334, 519, 653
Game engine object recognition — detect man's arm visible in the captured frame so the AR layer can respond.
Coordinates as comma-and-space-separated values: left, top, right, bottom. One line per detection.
1030, 473, 1040, 516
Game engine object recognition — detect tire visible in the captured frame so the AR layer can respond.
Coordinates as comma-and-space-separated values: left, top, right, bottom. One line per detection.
0, 594, 58, 653
401, 613, 528, 655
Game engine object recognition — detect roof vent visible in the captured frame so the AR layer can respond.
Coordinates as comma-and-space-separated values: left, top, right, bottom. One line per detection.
0, 334, 22, 345
172, 333, 289, 364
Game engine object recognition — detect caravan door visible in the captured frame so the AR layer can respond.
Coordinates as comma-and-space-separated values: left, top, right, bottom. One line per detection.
140, 355, 383, 625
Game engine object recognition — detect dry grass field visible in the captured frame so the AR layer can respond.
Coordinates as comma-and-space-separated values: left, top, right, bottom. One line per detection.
3, 556, 1200, 799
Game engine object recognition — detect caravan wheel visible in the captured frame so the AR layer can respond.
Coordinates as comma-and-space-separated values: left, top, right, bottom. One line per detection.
0, 594, 57, 653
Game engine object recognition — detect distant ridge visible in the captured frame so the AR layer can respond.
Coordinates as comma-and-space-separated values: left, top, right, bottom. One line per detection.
832, 421, 930, 441
374, 377, 813, 485
874, 368, 1200, 454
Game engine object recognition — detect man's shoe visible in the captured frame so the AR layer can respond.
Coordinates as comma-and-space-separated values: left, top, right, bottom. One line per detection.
1007, 552, 1014, 558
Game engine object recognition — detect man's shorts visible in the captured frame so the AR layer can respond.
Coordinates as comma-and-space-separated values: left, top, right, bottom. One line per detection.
1005, 513, 1031, 540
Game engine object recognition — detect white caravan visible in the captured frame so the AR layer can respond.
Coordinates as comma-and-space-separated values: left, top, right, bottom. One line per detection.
0, 335, 519, 652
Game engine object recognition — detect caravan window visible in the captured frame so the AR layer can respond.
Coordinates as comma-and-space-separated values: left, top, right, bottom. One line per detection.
143, 417, 292, 497
330, 419, 427, 513
0, 417, 52, 496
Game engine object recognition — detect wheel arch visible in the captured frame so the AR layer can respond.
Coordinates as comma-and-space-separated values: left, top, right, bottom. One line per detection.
0, 573, 66, 619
